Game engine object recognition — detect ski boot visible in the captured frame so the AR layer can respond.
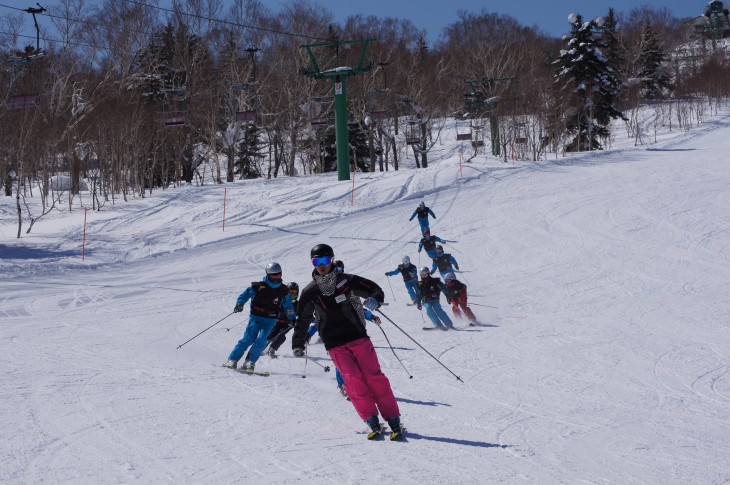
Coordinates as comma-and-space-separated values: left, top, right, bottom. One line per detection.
366, 416, 384, 440
387, 417, 404, 441
222, 360, 237, 369
240, 361, 255, 374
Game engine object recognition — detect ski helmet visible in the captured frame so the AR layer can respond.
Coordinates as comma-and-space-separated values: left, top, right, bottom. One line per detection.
419, 266, 431, 277
266, 262, 282, 274
310, 243, 335, 259
334, 260, 345, 273
444, 272, 456, 283
423, 229, 430, 236
287, 281, 299, 301
402, 255, 410, 265
436, 245, 444, 253
419, 201, 425, 209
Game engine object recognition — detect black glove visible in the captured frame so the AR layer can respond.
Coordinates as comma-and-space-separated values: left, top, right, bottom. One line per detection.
293, 348, 305, 358
416, 303, 422, 310
233, 304, 244, 313
384, 273, 389, 276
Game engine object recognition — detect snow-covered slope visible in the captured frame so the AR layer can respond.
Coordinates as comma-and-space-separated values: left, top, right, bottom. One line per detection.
2, 109, 730, 483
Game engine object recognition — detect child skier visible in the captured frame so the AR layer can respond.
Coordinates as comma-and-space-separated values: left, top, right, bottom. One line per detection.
409, 201, 436, 233
223, 263, 296, 372
385, 255, 419, 305
292, 243, 403, 439
443, 272, 477, 325
418, 229, 445, 259
416, 266, 454, 330
430, 245, 459, 277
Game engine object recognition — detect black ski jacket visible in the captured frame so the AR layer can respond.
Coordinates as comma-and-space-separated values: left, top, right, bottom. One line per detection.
293, 271, 384, 351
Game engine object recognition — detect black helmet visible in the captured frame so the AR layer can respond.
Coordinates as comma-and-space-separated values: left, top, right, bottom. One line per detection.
436, 245, 444, 252
287, 281, 299, 301
334, 260, 345, 273
310, 243, 334, 259
287, 282, 299, 291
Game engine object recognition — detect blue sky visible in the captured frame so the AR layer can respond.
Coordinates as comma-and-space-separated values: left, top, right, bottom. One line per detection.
1, 0, 704, 43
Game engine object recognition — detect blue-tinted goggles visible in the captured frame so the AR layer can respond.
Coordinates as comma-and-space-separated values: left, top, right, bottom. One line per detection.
312, 256, 333, 267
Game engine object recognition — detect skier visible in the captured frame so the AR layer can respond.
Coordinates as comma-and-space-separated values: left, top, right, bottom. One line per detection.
223, 262, 296, 372
430, 245, 459, 277
416, 266, 454, 330
384, 255, 419, 305
442, 272, 477, 325
292, 243, 402, 438
261, 282, 300, 358
409, 201, 436, 233
418, 229, 445, 259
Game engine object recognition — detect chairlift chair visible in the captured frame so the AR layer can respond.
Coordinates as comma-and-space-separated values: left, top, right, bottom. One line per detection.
405, 117, 421, 145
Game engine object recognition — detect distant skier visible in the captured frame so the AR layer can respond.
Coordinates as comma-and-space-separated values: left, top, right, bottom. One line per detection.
260, 282, 300, 359
292, 243, 402, 438
223, 262, 296, 372
416, 266, 454, 330
409, 201, 436, 233
418, 229, 445, 259
430, 245, 459, 277
385, 255, 419, 305
442, 272, 477, 325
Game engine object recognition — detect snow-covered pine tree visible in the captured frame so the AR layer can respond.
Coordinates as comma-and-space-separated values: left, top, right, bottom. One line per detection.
637, 22, 672, 100
553, 13, 625, 151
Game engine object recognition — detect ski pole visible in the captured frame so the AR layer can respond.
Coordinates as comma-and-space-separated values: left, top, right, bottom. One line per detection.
386, 275, 397, 302
310, 357, 331, 372
177, 312, 235, 349
224, 320, 244, 332
471, 302, 497, 309
376, 324, 412, 379
302, 343, 309, 378
377, 309, 464, 383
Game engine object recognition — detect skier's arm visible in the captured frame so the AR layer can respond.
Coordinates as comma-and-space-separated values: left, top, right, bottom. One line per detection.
451, 256, 459, 271
385, 268, 400, 276
409, 210, 417, 221
292, 293, 315, 350
282, 293, 296, 321
430, 260, 437, 275
417, 240, 424, 252
349, 274, 385, 305
234, 286, 255, 311
428, 209, 436, 219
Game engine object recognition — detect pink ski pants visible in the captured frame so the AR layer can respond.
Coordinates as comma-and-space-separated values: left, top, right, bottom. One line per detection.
328, 337, 400, 422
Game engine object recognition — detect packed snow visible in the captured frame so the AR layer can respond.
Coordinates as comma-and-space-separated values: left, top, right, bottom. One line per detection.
2, 107, 730, 483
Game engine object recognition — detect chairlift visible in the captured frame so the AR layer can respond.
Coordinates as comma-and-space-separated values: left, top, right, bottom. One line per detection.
370, 110, 389, 121
405, 117, 421, 145
161, 85, 187, 127
455, 118, 472, 141
235, 110, 256, 123
5, 4, 46, 109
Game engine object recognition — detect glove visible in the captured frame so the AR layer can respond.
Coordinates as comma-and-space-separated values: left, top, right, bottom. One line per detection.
293, 348, 305, 358
371, 315, 382, 325
384, 273, 389, 276
363, 297, 380, 311
446, 298, 452, 304
233, 304, 244, 313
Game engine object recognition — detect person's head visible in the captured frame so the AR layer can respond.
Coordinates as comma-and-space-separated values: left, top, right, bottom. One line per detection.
444, 272, 456, 285
402, 255, 410, 265
419, 201, 425, 209
334, 260, 345, 274
423, 229, 430, 238
265, 262, 283, 285
419, 266, 431, 279
311, 243, 335, 276
288, 281, 299, 302
435, 245, 444, 255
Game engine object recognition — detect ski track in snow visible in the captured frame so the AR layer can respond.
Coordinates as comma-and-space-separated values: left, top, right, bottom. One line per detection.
3, 108, 730, 483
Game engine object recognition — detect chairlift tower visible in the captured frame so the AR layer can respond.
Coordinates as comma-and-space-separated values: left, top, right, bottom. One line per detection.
300, 39, 374, 181
465, 77, 516, 157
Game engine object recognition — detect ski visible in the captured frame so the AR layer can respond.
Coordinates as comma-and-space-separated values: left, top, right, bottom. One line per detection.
422, 326, 440, 330
219, 364, 270, 377
389, 427, 406, 441
236, 368, 270, 377
367, 428, 385, 440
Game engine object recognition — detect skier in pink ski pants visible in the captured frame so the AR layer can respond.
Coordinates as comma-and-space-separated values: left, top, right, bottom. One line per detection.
292, 243, 402, 436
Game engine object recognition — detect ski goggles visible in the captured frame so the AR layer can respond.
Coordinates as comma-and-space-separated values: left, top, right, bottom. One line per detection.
444, 278, 454, 284
311, 256, 333, 267
268, 272, 283, 283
